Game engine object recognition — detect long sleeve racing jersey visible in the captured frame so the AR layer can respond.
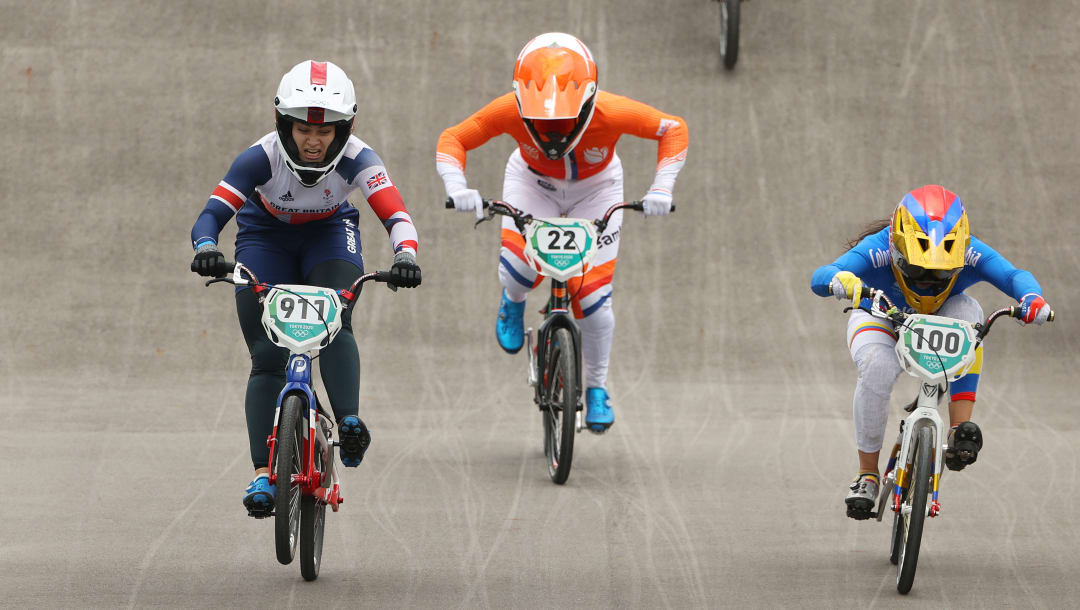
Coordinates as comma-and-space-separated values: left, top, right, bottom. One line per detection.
810, 227, 1042, 311
436, 90, 688, 195
191, 132, 418, 255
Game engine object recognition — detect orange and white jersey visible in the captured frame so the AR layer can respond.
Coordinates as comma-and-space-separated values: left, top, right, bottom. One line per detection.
436, 90, 688, 184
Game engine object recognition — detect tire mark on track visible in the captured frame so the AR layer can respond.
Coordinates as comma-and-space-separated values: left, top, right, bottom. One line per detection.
126, 449, 246, 608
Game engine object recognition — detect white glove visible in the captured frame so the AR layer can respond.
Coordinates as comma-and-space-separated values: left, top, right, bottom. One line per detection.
642, 190, 673, 217
449, 188, 484, 219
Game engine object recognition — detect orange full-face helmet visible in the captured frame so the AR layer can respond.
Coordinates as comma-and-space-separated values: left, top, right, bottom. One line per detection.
513, 33, 598, 160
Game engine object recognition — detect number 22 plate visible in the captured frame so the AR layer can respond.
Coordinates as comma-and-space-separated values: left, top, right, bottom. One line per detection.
523, 218, 598, 282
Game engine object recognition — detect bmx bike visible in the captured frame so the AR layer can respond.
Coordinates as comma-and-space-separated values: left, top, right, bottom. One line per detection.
842, 285, 1054, 594
447, 198, 668, 484
714, 0, 742, 69
204, 261, 396, 581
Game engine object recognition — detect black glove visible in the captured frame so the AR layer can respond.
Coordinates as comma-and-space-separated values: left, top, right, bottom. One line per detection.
389, 251, 421, 288
190, 243, 228, 277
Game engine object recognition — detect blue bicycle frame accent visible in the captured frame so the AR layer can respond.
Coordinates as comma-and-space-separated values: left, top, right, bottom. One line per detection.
278, 353, 315, 411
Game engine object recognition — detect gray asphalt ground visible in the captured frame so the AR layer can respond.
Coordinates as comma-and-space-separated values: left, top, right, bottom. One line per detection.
2, 1, 1079, 608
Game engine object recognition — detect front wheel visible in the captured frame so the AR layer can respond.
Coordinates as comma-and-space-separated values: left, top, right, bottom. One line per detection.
543, 327, 578, 484
274, 394, 304, 565
720, 0, 741, 69
896, 425, 932, 594
299, 495, 326, 580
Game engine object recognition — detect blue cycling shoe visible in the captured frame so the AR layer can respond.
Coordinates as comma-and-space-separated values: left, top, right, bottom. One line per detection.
585, 387, 614, 433
338, 415, 371, 467
243, 475, 275, 518
496, 290, 525, 354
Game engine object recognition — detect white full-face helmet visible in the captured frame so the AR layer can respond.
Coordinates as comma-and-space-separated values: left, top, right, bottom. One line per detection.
274, 60, 357, 187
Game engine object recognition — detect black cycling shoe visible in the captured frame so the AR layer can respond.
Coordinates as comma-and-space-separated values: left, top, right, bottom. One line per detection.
945, 421, 983, 471
338, 415, 371, 467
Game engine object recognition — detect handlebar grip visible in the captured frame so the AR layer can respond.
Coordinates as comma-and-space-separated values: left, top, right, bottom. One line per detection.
375, 271, 394, 283
860, 285, 873, 299
1049, 310, 1055, 322
445, 197, 493, 209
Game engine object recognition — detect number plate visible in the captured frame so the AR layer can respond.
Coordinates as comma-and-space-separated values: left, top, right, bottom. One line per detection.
523, 218, 598, 282
896, 314, 977, 381
261, 285, 342, 352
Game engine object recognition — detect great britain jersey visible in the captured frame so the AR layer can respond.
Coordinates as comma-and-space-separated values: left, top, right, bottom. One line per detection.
191, 132, 418, 255
811, 227, 1042, 311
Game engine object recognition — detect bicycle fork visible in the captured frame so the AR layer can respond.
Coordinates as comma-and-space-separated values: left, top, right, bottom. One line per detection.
268, 353, 343, 511
884, 389, 946, 519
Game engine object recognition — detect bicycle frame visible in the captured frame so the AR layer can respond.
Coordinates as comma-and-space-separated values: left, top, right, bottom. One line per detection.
207, 261, 395, 512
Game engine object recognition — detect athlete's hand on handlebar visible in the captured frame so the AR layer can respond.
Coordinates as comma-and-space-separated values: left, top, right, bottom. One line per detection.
641, 191, 673, 217
1018, 293, 1052, 325
829, 271, 864, 305
190, 243, 229, 277
448, 188, 485, 219
390, 251, 422, 288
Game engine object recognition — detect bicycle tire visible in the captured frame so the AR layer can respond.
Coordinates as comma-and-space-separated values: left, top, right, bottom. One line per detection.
545, 327, 577, 484
896, 425, 932, 594
274, 394, 304, 565
299, 485, 326, 580
721, 0, 741, 69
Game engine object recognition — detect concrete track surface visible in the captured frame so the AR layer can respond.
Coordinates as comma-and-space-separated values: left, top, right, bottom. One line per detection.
3, 1, 1079, 608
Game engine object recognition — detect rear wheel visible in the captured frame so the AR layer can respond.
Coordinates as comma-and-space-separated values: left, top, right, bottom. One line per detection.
896, 426, 932, 594
274, 394, 304, 565
544, 328, 578, 484
720, 0, 741, 69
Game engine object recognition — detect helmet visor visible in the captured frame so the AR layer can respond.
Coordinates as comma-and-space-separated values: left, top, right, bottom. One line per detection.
895, 258, 961, 283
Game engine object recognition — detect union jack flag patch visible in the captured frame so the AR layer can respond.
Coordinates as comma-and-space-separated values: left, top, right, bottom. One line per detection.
366, 171, 388, 189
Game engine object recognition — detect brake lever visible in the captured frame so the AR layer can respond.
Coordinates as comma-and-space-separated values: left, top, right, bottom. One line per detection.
473, 208, 496, 229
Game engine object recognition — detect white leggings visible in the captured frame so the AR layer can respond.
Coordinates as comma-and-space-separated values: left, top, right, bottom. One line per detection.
498, 149, 624, 389
847, 293, 984, 453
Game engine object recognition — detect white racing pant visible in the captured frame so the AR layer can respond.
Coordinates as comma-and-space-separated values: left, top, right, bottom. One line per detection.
498, 149, 624, 389
846, 293, 984, 453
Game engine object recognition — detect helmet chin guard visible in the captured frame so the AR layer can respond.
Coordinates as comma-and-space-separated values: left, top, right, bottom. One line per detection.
273, 60, 357, 186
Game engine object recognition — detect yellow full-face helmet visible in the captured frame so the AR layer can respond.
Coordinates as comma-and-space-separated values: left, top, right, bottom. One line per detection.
889, 185, 971, 313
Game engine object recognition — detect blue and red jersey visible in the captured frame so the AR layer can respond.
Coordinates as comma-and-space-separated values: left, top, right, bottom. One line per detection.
811, 228, 1043, 311
190, 132, 418, 255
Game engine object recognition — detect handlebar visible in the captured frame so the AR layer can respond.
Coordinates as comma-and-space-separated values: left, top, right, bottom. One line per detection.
445, 197, 672, 234
204, 261, 398, 306
842, 284, 1054, 341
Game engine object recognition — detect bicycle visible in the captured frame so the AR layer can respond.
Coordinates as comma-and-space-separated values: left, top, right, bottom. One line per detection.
446, 198, 668, 484
840, 285, 1054, 594
713, 0, 742, 69
204, 261, 396, 581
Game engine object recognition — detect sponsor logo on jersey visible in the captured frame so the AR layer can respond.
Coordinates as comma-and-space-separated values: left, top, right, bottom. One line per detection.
323, 188, 335, 204
869, 248, 890, 269
964, 247, 981, 267
656, 118, 680, 137
343, 218, 357, 254
279, 190, 294, 202
598, 227, 620, 249
366, 171, 388, 189
583, 146, 608, 165
536, 179, 556, 192
521, 144, 541, 160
